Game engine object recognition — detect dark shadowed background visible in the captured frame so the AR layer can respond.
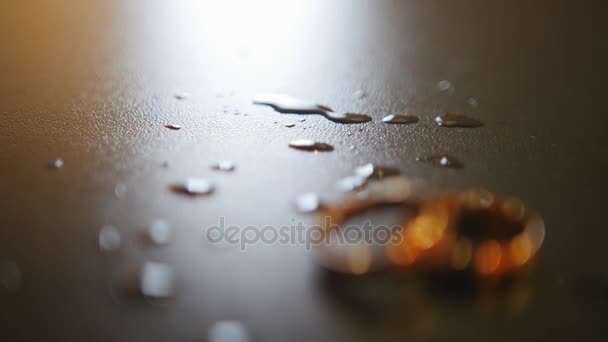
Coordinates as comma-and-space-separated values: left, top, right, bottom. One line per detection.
1, 0, 607, 341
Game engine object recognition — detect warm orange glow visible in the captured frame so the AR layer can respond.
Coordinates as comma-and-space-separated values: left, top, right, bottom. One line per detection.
387, 242, 415, 267
475, 240, 502, 275
509, 235, 532, 266
450, 238, 473, 270
405, 211, 448, 250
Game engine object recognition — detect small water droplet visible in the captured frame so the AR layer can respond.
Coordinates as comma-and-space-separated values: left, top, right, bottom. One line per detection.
209, 321, 250, 342
298, 118, 306, 122
346, 132, 352, 136
416, 155, 463, 169
324, 112, 372, 123
211, 161, 236, 172
337, 176, 367, 192
352, 90, 366, 99
174, 92, 190, 100
0, 261, 21, 293
284, 122, 296, 128
172, 178, 215, 195
435, 113, 483, 128
139, 262, 174, 298
288, 139, 334, 152
253, 93, 332, 114
382, 114, 419, 124
295, 193, 321, 213
467, 97, 479, 108
99, 225, 121, 252
148, 220, 172, 245
349, 145, 356, 150
355, 163, 400, 179
164, 124, 182, 130
438, 80, 454, 93
114, 183, 127, 198
49, 158, 63, 169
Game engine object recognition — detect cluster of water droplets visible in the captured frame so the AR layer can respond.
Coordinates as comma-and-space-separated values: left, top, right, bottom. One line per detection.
37, 85, 488, 338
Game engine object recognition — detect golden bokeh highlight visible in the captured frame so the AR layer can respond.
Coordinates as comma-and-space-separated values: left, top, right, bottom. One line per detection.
475, 240, 502, 275
450, 238, 473, 270
509, 234, 533, 266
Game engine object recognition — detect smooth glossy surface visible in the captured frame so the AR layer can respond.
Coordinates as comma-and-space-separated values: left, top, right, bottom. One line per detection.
1, 0, 606, 341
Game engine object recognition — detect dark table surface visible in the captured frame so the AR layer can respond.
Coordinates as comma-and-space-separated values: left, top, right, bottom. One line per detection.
1, 0, 607, 341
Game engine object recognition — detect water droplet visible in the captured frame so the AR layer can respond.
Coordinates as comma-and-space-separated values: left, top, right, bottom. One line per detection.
435, 113, 482, 128
211, 161, 235, 172
467, 97, 479, 108
139, 262, 174, 298
288, 139, 334, 152
253, 93, 370, 124
352, 90, 366, 99
324, 112, 372, 123
437, 80, 454, 93
416, 155, 463, 169
49, 158, 64, 169
349, 145, 356, 150
174, 92, 190, 100
298, 118, 306, 122
209, 321, 250, 342
99, 225, 121, 252
172, 178, 215, 195
382, 114, 419, 124
337, 176, 367, 192
355, 163, 400, 179
295, 193, 321, 213
362, 175, 425, 203
0, 261, 21, 293
284, 122, 296, 128
148, 220, 172, 245
346, 132, 352, 136
164, 124, 182, 130
253, 93, 332, 114
114, 183, 127, 198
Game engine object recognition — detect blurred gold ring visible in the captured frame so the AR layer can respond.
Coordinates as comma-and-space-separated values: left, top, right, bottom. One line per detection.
390, 189, 545, 278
